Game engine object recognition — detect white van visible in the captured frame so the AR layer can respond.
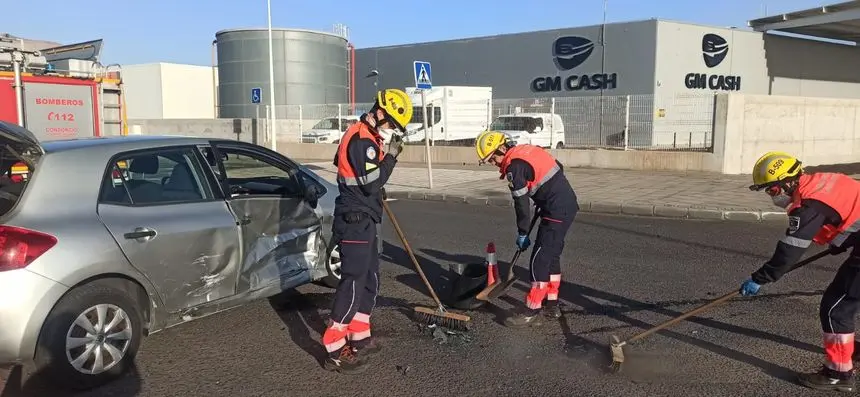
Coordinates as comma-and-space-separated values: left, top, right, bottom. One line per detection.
301, 115, 360, 144
489, 113, 566, 149
401, 86, 493, 146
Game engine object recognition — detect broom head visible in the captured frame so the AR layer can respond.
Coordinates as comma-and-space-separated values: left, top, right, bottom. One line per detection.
414, 306, 471, 331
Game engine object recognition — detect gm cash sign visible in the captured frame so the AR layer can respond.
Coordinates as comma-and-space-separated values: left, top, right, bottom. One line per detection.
684, 33, 741, 91
531, 36, 617, 93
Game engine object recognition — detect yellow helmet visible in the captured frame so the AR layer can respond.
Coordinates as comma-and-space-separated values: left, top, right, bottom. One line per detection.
749, 151, 803, 191
376, 89, 413, 133
475, 130, 510, 162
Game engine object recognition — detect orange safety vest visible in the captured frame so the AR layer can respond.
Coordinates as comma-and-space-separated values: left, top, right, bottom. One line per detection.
498, 144, 561, 197
335, 122, 386, 186
787, 172, 860, 246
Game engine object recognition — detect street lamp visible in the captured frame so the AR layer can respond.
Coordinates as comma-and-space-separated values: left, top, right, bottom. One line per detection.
267, 0, 277, 151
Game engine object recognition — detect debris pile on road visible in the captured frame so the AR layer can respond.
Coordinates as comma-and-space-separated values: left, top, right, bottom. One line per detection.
416, 323, 474, 346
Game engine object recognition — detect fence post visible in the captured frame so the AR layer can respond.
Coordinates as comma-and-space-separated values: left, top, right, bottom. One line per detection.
338, 104, 342, 133
623, 95, 631, 151
550, 97, 556, 149
486, 98, 491, 130
298, 105, 303, 143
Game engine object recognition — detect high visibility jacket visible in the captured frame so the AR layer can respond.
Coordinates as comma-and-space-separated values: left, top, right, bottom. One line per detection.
499, 144, 561, 198
788, 172, 860, 246
332, 120, 394, 223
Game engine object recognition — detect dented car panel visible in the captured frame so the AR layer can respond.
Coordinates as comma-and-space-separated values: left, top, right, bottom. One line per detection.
97, 200, 242, 312
228, 197, 322, 294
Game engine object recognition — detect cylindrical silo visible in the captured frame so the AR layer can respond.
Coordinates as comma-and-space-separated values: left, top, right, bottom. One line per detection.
214, 28, 349, 119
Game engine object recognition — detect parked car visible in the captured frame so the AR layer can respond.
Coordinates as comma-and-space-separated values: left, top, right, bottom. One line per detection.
0, 121, 348, 390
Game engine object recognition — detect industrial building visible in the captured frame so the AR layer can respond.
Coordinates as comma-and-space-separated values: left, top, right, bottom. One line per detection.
352, 18, 860, 102
121, 63, 217, 119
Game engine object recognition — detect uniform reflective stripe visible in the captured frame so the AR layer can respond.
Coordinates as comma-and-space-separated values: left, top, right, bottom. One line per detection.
337, 168, 380, 186
780, 235, 811, 248
528, 164, 560, 196
823, 332, 855, 372
511, 187, 528, 197
832, 218, 860, 246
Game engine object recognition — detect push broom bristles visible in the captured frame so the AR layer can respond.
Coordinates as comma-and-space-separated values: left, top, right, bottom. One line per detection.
414, 306, 471, 331
608, 335, 626, 373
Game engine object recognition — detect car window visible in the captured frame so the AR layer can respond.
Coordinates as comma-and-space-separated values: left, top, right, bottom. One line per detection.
99, 147, 213, 206
218, 147, 303, 198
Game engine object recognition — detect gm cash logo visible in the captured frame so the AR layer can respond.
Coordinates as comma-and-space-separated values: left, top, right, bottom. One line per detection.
684, 33, 741, 91
531, 35, 617, 93
701, 33, 728, 68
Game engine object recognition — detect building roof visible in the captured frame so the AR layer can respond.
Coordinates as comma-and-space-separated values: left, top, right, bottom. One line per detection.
747, 1, 860, 43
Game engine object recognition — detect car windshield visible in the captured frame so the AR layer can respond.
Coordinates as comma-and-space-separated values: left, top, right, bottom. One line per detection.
312, 118, 343, 130
490, 116, 543, 132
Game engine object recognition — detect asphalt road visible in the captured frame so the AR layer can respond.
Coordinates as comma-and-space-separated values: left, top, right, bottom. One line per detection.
1, 200, 852, 397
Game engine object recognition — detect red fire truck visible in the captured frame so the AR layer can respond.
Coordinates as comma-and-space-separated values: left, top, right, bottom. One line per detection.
0, 40, 127, 141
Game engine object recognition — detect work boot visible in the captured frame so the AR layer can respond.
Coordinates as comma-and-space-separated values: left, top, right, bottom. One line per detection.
543, 301, 562, 319
323, 345, 368, 374
351, 338, 381, 359
504, 307, 543, 328
796, 366, 855, 392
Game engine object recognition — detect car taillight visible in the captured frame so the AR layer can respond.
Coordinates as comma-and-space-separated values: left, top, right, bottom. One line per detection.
0, 226, 57, 272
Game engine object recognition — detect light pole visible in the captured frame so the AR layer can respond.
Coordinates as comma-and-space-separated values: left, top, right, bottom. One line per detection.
267, 0, 277, 151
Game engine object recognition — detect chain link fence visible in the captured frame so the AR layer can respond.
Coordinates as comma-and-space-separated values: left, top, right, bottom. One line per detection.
233, 92, 716, 152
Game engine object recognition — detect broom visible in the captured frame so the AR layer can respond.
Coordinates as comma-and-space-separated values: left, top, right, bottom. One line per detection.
382, 199, 471, 330
608, 247, 834, 373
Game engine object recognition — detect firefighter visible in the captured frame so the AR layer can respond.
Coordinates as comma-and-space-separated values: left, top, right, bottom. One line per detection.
739, 151, 860, 393
475, 131, 579, 327
320, 88, 411, 374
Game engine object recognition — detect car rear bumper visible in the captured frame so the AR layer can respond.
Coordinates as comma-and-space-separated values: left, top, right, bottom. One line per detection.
0, 269, 68, 364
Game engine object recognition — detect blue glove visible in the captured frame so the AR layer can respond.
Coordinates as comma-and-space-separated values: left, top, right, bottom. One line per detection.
739, 278, 761, 296
515, 234, 530, 250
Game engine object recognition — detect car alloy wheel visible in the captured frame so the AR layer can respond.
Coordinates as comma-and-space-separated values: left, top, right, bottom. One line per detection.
328, 244, 342, 280
65, 303, 133, 375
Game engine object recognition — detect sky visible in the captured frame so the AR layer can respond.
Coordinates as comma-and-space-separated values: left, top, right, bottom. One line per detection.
3, 0, 835, 66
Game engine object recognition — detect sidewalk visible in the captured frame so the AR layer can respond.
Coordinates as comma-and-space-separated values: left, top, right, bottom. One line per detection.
299, 160, 789, 223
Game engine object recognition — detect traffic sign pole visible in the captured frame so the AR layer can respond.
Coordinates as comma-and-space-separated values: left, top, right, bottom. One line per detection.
421, 89, 433, 189
413, 60, 434, 189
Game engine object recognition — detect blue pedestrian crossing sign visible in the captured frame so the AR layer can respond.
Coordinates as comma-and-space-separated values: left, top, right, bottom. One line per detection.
413, 61, 432, 90
251, 87, 262, 104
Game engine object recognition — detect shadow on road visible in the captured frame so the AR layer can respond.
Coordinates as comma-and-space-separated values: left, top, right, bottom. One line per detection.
0, 362, 142, 397
268, 289, 330, 366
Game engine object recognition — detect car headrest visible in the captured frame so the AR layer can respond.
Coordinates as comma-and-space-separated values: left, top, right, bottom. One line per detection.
128, 155, 159, 174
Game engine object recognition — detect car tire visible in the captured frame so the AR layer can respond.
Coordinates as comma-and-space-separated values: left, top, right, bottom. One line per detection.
34, 279, 144, 391
556, 142, 564, 149
320, 243, 342, 288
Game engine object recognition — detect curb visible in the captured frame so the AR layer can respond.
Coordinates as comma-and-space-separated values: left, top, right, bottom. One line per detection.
387, 190, 787, 223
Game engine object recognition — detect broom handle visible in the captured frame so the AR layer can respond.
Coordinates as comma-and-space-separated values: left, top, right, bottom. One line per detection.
507, 208, 541, 281
626, 248, 833, 344
382, 200, 444, 307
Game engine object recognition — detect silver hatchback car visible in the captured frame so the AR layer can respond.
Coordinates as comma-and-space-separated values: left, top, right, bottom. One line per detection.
0, 121, 354, 390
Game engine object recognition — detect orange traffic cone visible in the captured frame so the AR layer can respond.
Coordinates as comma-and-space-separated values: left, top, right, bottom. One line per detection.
486, 242, 499, 286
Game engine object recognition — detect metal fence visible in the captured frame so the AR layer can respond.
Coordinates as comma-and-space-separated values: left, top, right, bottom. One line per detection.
230, 92, 717, 152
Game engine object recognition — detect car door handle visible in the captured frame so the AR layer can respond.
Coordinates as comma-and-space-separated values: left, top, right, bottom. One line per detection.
238, 216, 252, 225
124, 228, 156, 240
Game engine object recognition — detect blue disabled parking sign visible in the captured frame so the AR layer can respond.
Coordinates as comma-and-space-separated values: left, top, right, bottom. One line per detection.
251, 87, 262, 104
413, 61, 432, 90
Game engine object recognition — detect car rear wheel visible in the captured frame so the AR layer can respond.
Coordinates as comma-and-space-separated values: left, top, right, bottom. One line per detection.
320, 243, 342, 288
34, 279, 143, 391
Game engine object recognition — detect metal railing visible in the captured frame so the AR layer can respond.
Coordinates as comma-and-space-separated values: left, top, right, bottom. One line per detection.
219, 91, 717, 152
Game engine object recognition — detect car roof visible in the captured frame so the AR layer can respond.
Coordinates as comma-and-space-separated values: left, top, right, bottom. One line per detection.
41, 135, 218, 154
498, 113, 551, 117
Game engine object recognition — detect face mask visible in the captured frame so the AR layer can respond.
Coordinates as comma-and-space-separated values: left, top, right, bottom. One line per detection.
771, 193, 792, 208
377, 128, 397, 142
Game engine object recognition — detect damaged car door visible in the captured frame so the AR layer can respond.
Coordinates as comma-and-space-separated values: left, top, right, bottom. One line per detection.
211, 142, 324, 296
97, 146, 242, 312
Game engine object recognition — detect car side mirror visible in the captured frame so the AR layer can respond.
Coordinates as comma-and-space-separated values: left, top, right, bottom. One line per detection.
304, 183, 324, 207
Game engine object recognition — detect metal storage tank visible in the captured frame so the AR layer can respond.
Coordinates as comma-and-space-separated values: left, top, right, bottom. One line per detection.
214, 28, 349, 119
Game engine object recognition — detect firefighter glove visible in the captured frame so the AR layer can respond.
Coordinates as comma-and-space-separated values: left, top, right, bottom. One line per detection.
387, 134, 404, 158
739, 278, 761, 296
516, 233, 530, 250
